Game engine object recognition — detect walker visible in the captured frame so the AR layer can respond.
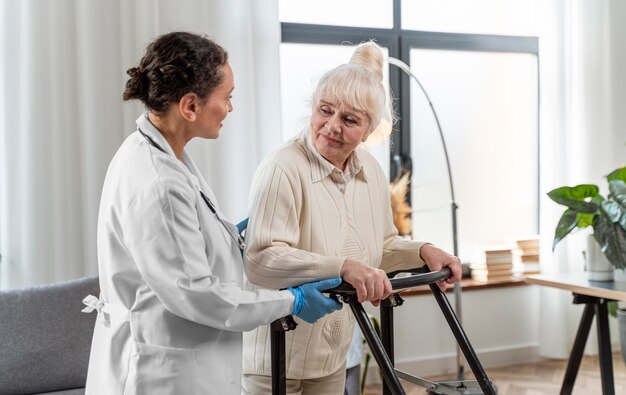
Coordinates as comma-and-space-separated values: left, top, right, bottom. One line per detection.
269, 268, 497, 395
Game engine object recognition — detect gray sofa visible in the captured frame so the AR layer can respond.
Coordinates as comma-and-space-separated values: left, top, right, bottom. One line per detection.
0, 276, 99, 395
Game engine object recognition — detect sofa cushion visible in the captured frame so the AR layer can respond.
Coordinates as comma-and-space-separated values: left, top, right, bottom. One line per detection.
0, 276, 99, 395
34, 389, 85, 395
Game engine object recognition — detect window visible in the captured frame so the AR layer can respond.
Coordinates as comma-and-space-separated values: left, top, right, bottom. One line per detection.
279, 0, 393, 28
278, 0, 539, 262
401, 0, 539, 36
408, 49, 538, 258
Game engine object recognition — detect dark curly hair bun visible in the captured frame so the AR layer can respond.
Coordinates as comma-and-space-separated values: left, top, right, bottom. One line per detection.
123, 32, 228, 113
123, 67, 148, 102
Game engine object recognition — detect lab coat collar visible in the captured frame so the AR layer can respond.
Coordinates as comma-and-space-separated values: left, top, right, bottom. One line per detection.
135, 113, 203, 192
135, 113, 179, 159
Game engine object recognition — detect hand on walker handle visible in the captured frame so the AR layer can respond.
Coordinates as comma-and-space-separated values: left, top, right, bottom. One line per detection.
340, 259, 393, 304
419, 244, 462, 292
288, 277, 343, 323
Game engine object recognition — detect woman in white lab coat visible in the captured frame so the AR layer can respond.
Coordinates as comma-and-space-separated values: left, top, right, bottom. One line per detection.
83, 32, 342, 395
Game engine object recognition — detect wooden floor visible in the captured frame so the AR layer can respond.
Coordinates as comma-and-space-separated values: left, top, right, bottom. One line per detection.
364, 352, 626, 394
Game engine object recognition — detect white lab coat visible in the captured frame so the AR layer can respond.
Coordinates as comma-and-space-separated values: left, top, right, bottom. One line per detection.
84, 114, 293, 395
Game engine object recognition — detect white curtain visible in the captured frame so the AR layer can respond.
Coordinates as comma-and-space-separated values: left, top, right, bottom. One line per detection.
0, 0, 282, 289
538, 0, 626, 357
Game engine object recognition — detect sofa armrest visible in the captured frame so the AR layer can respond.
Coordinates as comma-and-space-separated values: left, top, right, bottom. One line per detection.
0, 276, 99, 395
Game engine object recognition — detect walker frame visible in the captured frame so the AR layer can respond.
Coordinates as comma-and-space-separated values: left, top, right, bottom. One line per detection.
269, 268, 497, 395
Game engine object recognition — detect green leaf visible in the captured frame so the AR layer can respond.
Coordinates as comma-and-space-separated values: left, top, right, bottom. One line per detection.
608, 228, 626, 269
591, 195, 606, 205
601, 201, 623, 223
607, 167, 626, 183
609, 179, 626, 208
609, 300, 618, 318
608, 179, 626, 231
577, 212, 595, 228
593, 215, 626, 269
553, 209, 579, 250
547, 185, 600, 213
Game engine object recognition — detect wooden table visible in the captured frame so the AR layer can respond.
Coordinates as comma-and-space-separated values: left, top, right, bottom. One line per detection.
526, 273, 626, 395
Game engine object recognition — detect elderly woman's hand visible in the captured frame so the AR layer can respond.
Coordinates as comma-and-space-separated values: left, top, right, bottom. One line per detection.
340, 259, 393, 305
419, 244, 462, 292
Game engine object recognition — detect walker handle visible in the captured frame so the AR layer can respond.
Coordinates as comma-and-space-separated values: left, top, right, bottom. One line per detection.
327, 267, 451, 297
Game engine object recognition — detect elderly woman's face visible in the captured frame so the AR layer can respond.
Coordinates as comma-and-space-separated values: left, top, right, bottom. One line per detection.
310, 97, 371, 170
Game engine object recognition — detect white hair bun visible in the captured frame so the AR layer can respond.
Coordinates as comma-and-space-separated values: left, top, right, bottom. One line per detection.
348, 41, 384, 82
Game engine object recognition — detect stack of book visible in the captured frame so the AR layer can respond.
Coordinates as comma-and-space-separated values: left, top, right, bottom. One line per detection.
470, 245, 515, 282
512, 235, 541, 275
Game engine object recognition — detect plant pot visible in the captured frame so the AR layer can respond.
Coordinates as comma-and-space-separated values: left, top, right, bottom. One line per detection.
584, 235, 614, 281
618, 309, 626, 366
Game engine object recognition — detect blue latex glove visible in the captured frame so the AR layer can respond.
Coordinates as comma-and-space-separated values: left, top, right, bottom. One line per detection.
288, 277, 343, 323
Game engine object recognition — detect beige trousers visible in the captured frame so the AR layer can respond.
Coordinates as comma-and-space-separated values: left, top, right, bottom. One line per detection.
242, 363, 347, 395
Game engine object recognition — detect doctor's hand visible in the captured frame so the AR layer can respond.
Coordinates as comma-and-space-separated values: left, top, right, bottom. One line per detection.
340, 259, 393, 305
288, 277, 343, 324
419, 244, 462, 292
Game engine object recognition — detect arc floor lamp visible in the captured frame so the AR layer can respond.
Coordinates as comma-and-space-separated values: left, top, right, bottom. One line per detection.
387, 56, 466, 381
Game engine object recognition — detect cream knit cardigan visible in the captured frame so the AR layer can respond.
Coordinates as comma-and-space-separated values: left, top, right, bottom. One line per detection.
242, 135, 427, 379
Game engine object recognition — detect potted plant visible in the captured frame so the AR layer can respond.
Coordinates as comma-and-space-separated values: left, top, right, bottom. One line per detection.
547, 166, 626, 272
548, 165, 626, 363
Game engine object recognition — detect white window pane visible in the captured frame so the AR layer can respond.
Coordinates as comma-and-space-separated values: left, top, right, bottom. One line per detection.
279, 43, 390, 179
407, 49, 538, 262
279, 0, 393, 29
402, 0, 539, 36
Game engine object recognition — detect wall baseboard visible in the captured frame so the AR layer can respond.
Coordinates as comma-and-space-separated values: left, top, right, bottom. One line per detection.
363, 344, 541, 386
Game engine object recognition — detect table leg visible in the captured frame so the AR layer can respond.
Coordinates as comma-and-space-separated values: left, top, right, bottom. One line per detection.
560, 302, 595, 395
595, 300, 615, 395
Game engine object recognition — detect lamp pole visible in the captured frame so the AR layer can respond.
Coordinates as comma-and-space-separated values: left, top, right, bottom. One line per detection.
387, 57, 465, 380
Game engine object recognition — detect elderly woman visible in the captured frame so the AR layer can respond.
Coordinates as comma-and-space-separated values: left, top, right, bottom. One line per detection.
241, 41, 462, 395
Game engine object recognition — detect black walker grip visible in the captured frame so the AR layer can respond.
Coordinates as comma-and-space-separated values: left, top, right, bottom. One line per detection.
326, 267, 452, 298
